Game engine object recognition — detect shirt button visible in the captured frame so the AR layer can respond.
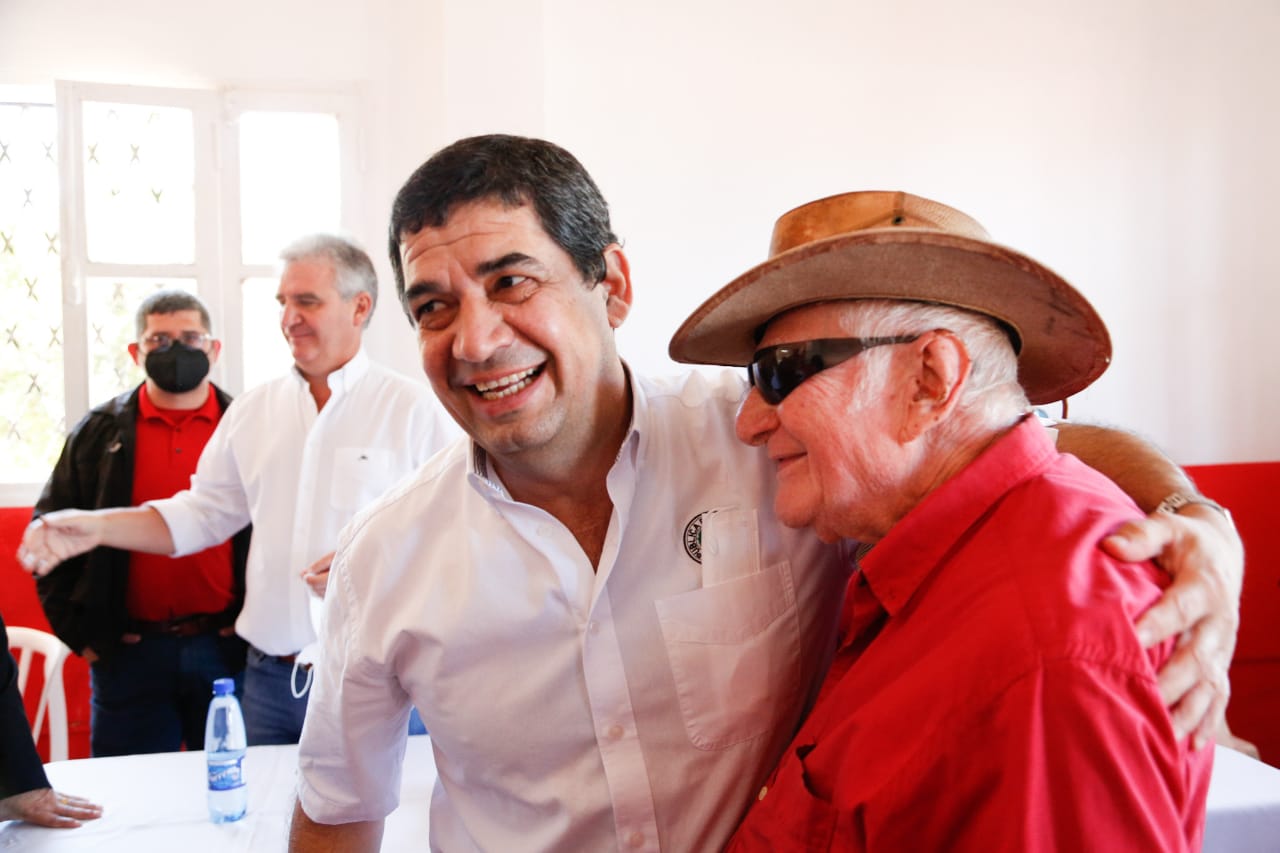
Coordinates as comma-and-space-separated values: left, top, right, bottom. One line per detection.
628, 831, 644, 848
757, 786, 768, 801
607, 724, 624, 741
588, 621, 600, 635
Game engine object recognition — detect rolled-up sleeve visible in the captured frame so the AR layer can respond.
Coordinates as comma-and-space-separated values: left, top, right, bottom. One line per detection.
296, 525, 413, 823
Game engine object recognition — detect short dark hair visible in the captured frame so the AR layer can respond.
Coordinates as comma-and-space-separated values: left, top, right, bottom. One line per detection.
135, 289, 212, 337
388, 134, 618, 319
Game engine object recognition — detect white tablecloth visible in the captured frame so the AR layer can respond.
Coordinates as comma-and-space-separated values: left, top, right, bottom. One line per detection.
1203, 744, 1280, 851
2, 741, 1276, 850
0, 736, 435, 851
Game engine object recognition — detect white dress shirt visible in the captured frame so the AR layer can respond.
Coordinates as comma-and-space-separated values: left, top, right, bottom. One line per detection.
149, 349, 458, 656
297, 369, 851, 852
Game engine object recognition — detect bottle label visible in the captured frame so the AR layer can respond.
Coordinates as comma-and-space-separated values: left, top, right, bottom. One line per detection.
208, 758, 245, 792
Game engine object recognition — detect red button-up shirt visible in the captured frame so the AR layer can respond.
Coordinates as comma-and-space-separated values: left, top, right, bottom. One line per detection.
729, 417, 1212, 852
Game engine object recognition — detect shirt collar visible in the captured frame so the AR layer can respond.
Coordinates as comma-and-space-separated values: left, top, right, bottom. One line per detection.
289, 347, 370, 400
137, 382, 219, 425
859, 414, 1058, 618
468, 361, 643, 499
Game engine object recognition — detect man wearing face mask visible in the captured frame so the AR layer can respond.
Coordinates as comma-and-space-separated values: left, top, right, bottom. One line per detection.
32, 290, 251, 757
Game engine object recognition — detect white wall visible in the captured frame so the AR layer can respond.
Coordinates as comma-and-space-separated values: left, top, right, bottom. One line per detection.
535, 0, 1280, 465
0, 0, 429, 376
4, 0, 1277, 464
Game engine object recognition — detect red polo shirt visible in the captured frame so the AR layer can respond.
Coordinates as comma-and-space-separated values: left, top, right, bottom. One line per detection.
729, 416, 1212, 852
127, 384, 235, 621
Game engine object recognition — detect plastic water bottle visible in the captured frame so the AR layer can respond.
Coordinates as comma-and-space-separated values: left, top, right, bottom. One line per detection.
204, 677, 247, 823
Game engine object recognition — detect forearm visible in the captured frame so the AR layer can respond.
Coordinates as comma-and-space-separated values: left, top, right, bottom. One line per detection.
1057, 421, 1237, 545
288, 800, 384, 852
21, 506, 175, 577
1055, 422, 1195, 513
93, 506, 177, 554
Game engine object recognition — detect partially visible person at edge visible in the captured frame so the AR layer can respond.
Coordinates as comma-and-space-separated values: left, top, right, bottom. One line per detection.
287, 136, 1239, 852
0, 611, 102, 828
32, 289, 250, 757
669, 190, 1224, 850
16, 234, 457, 746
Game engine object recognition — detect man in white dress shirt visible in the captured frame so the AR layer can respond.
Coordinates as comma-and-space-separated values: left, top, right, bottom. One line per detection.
16, 234, 456, 744
283, 136, 1240, 851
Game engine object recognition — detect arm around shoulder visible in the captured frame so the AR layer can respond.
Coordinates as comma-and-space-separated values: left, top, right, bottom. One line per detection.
289, 799, 384, 853
1055, 420, 1242, 746
1054, 421, 1193, 512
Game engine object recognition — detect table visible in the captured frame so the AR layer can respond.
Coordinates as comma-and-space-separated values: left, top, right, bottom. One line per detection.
3, 742, 1277, 850
1203, 744, 1280, 850
0, 736, 435, 851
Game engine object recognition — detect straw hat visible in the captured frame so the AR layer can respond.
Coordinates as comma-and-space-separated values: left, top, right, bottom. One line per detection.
668, 190, 1111, 405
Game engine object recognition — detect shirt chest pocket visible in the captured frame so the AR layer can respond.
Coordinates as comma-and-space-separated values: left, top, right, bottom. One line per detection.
655, 560, 803, 751
329, 447, 399, 511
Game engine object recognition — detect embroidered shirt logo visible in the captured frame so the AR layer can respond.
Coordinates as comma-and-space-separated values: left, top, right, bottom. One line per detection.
683, 512, 705, 563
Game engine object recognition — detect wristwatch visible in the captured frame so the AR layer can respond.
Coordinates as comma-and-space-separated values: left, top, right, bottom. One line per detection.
1156, 491, 1232, 522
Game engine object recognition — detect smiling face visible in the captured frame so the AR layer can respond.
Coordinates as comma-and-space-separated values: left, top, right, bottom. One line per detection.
398, 199, 632, 475
735, 302, 918, 543
277, 257, 371, 381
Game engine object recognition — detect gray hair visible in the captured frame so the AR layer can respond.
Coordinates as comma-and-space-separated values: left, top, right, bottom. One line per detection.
279, 233, 378, 328
836, 299, 1030, 432
135, 289, 213, 337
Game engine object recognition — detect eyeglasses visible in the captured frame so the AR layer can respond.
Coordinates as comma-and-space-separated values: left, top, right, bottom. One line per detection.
140, 331, 213, 351
748, 336, 920, 405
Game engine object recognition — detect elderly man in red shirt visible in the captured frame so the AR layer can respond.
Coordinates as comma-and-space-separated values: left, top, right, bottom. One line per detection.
671, 191, 1216, 851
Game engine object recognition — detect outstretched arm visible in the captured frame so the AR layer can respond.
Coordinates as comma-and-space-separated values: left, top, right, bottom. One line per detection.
1056, 422, 1242, 747
17, 506, 176, 576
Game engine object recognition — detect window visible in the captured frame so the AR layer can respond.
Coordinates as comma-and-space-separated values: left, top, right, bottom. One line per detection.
0, 101, 63, 490
0, 82, 360, 504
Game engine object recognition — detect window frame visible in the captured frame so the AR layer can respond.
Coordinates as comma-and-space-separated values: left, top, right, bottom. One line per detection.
0, 81, 361, 506
215, 87, 363, 394
55, 80, 222, 424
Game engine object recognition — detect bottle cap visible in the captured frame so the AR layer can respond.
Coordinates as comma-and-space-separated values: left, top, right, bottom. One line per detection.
212, 677, 236, 696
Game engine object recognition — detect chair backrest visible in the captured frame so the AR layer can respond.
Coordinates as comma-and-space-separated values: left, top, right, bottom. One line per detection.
8, 626, 71, 762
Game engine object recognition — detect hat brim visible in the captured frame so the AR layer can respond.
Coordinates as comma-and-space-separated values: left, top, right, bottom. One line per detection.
668, 228, 1111, 405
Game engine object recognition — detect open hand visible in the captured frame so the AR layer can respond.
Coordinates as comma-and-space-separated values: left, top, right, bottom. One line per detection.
300, 551, 336, 598
0, 788, 102, 828
16, 512, 105, 577
1102, 504, 1243, 749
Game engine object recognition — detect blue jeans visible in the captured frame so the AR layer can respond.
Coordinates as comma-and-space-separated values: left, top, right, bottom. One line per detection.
242, 645, 427, 744
89, 632, 245, 757
243, 646, 311, 746
408, 706, 427, 736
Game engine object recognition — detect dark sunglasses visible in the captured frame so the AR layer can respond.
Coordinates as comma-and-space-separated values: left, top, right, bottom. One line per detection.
748, 336, 921, 405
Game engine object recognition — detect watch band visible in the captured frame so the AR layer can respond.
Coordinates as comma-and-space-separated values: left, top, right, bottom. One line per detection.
1156, 491, 1231, 521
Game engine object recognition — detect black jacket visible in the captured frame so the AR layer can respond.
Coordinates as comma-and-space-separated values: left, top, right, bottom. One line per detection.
0, 612, 49, 799
32, 385, 251, 663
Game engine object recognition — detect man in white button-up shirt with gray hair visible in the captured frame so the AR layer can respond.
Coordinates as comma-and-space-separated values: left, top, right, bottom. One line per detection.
17, 233, 457, 745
